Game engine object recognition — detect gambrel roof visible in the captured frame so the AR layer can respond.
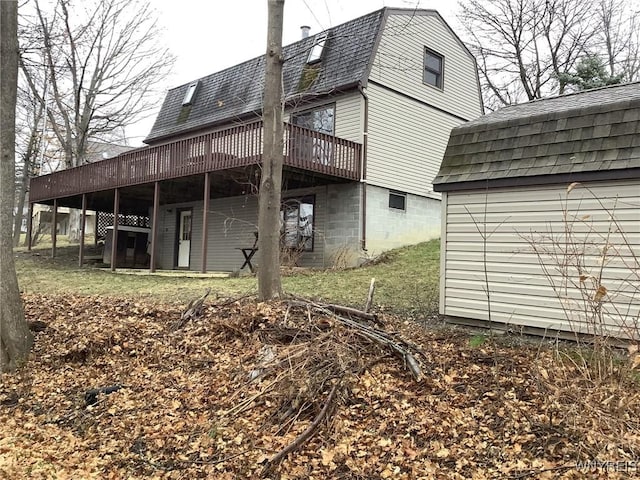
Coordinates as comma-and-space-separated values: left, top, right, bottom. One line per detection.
433, 82, 640, 191
146, 9, 386, 143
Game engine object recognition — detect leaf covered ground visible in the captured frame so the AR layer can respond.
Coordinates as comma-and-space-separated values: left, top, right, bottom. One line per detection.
1, 294, 639, 479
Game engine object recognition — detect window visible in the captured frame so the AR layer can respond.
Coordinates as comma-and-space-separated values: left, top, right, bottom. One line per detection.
423, 48, 444, 89
182, 81, 200, 106
291, 105, 335, 165
281, 196, 315, 251
291, 105, 334, 135
389, 191, 406, 211
307, 33, 328, 64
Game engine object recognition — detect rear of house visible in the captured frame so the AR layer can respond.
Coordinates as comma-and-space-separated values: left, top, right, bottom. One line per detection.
28, 8, 482, 273
434, 83, 640, 339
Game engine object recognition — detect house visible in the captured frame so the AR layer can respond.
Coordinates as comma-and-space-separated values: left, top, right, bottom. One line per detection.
28, 8, 482, 272
433, 82, 640, 339
28, 140, 134, 242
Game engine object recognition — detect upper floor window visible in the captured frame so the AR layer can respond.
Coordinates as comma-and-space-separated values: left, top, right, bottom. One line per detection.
291, 105, 334, 135
423, 48, 444, 89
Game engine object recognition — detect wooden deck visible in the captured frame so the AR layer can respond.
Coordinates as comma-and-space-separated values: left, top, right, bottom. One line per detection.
30, 121, 362, 203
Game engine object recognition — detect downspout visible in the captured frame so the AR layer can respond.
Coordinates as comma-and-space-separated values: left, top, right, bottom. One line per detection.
358, 83, 369, 251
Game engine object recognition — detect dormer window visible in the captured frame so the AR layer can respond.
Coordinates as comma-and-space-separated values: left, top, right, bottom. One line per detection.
182, 81, 200, 106
307, 33, 328, 64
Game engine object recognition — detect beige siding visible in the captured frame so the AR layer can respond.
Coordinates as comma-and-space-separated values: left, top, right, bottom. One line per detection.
441, 180, 640, 338
369, 12, 482, 121
366, 81, 461, 197
334, 92, 363, 143
155, 187, 331, 271
285, 92, 363, 144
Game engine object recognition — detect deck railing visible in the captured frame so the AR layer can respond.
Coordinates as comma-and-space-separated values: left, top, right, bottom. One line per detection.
30, 121, 362, 202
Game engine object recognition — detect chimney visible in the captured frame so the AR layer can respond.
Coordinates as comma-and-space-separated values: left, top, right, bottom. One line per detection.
300, 25, 310, 39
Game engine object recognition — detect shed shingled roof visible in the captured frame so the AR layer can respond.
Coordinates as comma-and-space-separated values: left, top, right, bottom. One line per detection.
433, 82, 640, 191
145, 9, 386, 143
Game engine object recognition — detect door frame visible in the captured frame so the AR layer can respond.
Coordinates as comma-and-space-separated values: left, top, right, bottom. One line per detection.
174, 207, 193, 269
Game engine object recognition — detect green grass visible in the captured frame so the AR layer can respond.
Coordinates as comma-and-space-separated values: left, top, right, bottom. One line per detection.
15, 239, 441, 315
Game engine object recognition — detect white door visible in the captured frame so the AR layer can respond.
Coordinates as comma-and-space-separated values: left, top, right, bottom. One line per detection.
177, 210, 192, 268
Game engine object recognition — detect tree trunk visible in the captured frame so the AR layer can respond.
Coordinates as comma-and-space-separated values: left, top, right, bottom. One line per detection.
258, 0, 285, 301
1, 0, 33, 372
12, 160, 29, 246
68, 208, 82, 243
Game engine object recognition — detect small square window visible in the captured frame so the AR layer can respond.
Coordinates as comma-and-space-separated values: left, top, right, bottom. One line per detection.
423, 48, 444, 89
389, 191, 406, 211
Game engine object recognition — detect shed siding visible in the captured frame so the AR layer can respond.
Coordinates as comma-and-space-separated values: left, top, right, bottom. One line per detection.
366, 81, 461, 197
369, 12, 482, 121
441, 180, 640, 337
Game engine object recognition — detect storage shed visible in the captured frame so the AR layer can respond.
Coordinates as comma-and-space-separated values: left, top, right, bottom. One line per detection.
433, 83, 640, 339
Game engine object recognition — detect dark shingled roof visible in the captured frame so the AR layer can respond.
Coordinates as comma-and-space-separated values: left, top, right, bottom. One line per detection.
145, 9, 385, 143
433, 82, 640, 190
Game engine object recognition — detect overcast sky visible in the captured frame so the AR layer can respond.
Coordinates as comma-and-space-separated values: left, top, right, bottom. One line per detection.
129, 0, 462, 145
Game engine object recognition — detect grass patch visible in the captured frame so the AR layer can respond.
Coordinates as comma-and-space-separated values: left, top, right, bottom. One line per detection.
15, 239, 441, 314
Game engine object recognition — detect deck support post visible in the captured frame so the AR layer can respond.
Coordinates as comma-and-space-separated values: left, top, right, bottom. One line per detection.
111, 188, 119, 272
79, 194, 87, 267
150, 182, 160, 273
201, 172, 211, 273
26, 202, 33, 251
51, 199, 58, 258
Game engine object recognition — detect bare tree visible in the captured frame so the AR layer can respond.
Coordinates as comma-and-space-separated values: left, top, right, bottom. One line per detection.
1, 0, 33, 372
595, 0, 640, 81
19, 0, 174, 241
12, 74, 46, 246
459, 0, 639, 109
258, 0, 285, 300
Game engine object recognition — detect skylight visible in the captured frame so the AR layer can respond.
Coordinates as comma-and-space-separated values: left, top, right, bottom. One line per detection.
307, 33, 328, 64
182, 81, 200, 106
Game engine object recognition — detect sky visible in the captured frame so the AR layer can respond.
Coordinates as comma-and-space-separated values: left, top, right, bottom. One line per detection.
127, 0, 462, 145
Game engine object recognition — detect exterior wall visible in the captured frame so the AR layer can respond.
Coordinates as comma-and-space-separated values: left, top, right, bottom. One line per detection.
369, 11, 482, 120
364, 11, 482, 199
366, 81, 462, 198
324, 183, 362, 266
365, 184, 441, 255
153, 183, 362, 271
284, 91, 363, 143
440, 179, 640, 338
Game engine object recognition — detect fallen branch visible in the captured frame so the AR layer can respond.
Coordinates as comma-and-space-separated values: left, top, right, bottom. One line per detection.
364, 277, 376, 313
260, 381, 340, 476
173, 288, 211, 330
288, 299, 424, 381
323, 303, 381, 325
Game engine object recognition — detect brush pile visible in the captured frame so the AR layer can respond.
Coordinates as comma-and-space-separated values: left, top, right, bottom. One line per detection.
1, 293, 639, 479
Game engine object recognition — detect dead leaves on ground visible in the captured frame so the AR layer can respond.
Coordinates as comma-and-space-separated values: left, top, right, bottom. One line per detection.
0, 294, 639, 479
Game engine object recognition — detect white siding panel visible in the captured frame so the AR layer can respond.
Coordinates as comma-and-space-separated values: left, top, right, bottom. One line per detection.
369, 12, 482, 121
366, 82, 460, 197
441, 180, 640, 338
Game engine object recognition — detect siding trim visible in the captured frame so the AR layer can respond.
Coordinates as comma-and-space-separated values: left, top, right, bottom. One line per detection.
439, 191, 447, 315
368, 79, 471, 123
433, 167, 640, 192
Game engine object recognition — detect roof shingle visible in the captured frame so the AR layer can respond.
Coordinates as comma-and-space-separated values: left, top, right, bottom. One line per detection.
433, 82, 640, 190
